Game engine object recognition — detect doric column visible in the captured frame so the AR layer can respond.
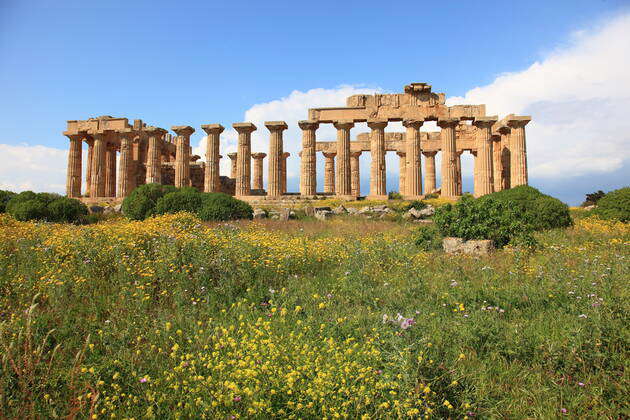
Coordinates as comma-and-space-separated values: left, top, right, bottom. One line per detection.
145, 127, 164, 185
251, 152, 266, 190
492, 135, 503, 192
90, 133, 107, 198
396, 151, 406, 195
298, 120, 319, 197
403, 119, 423, 198
471, 150, 477, 196
498, 127, 511, 190
265, 121, 288, 197
456, 151, 463, 196
422, 151, 437, 195
233, 122, 257, 197
507, 116, 531, 187
65, 134, 83, 198
227, 153, 238, 179
437, 118, 459, 198
473, 116, 497, 197
323, 152, 336, 194
104, 144, 117, 197
201, 124, 224, 193
281, 152, 290, 194
367, 119, 387, 199
172, 126, 195, 188
85, 140, 94, 197
333, 120, 354, 197
117, 131, 134, 198
350, 151, 362, 197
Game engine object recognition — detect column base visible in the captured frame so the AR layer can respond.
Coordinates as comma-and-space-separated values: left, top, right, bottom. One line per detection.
366, 194, 388, 201
334, 194, 358, 201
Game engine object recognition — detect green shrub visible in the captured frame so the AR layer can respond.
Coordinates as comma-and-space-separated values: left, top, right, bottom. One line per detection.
0, 190, 15, 213
433, 195, 534, 248
592, 187, 630, 222
197, 193, 253, 221
9, 199, 48, 221
482, 185, 572, 230
121, 184, 178, 220
5, 191, 87, 223
424, 193, 439, 199
414, 224, 442, 251
47, 197, 89, 223
388, 191, 402, 200
402, 200, 427, 212
155, 188, 205, 215
581, 190, 606, 207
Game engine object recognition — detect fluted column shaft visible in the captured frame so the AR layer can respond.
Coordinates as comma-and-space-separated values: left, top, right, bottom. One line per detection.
350, 151, 361, 196
146, 130, 162, 184
201, 124, 224, 193
299, 120, 319, 196
228, 153, 238, 179
404, 119, 423, 197
104, 145, 117, 197
85, 141, 93, 197
396, 151, 406, 195
471, 151, 478, 196
507, 118, 530, 187
334, 121, 354, 196
473, 117, 497, 197
499, 128, 511, 190
117, 133, 133, 198
423, 152, 437, 194
233, 123, 256, 197
368, 120, 387, 198
66, 135, 82, 197
173, 126, 194, 188
438, 119, 459, 198
323, 152, 336, 194
251, 153, 266, 190
281, 152, 290, 194
265, 121, 287, 197
492, 136, 503, 192
90, 134, 107, 198
456, 151, 463, 196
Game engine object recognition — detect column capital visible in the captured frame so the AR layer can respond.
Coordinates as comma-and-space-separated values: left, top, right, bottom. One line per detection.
396, 151, 406, 157
367, 119, 388, 130
403, 119, 424, 129
333, 120, 355, 130
497, 125, 511, 135
264, 121, 288, 131
422, 151, 437, 157
252, 152, 267, 159
437, 118, 459, 128
473, 116, 498, 128
172, 125, 195, 136
227, 152, 237, 159
298, 120, 319, 130
322, 152, 337, 158
456, 150, 465, 156
233, 122, 257, 133
507, 116, 531, 128
282, 152, 290, 158
350, 151, 362, 158
64, 133, 83, 141
201, 124, 225, 135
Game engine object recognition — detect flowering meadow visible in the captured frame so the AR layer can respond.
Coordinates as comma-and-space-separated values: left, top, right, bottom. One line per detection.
0, 212, 628, 418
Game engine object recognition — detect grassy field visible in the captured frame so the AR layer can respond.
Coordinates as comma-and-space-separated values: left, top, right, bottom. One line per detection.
0, 211, 628, 419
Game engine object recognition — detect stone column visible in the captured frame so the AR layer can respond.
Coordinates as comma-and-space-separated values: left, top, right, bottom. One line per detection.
498, 127, 511, 190
145, 127, 164, 185
104, 143, 117, 197
233, 122, 256, 197
65, 134, 83, 198
350, 151, 362, 197
251, 153, 266, 190
172, 126, 195, 188
396, 151, 406, 195
507, 117, 531, 187
117, 131, 134, 198
85, 140, 93, 197
201, 124, 224, 193
422, 151, 437, 195
90, 133, 107, 198
298, 120, 319, 197
281, 152, 290, 194
438, 118, 459, 198
323, 152, 336, 194
403, 119, 423, 198
456, 151, 464, 196
333, 120, 354, 197
265, 121, 288, 197
367, 119, 387, 199
471, 150, 477, 196
473, 117, 497, 197
227, 153, 238, 179
492, 135, 503, 192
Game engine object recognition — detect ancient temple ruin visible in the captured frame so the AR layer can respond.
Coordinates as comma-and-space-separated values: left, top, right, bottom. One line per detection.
64, 82, 530, 201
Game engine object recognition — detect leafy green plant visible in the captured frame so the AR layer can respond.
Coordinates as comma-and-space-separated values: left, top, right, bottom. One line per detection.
388, 191, 402, 200
0, 190, 15, 213
414, 224, 442, 251
155, 188, 205, 215
5, 191, 87, 223
581, 190, 605, 207
121, 183, 178, 220
402, 200, 427, 212
592, 187, 630, 222
197, 193, 253, 221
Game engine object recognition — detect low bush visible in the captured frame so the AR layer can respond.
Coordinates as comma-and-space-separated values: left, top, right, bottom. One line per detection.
592, 187, 630, 222
121, 183, 178, 220
414, 224, 442, 251
581, 190, 606, 207
0, 190, 16, 213
198, 193, 253, 221
402, 200, 427, 212
5, 191, 87, 223
155, 187, 205, 215
388, 191, 403, 200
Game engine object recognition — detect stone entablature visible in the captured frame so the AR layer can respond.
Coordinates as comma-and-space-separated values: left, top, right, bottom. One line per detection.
65, 82, 530, 201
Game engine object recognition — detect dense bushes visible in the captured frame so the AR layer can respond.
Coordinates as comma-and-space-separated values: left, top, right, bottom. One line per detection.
481, 185, 572, 230
0, 190, 15, 213
122, 184, 253, 221
4, 191, 87, 223
582, 190, 606, 207
592, 187, 630, 222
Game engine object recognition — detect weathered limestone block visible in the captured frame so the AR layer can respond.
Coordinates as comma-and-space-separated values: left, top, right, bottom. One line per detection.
442, 237, 494, 255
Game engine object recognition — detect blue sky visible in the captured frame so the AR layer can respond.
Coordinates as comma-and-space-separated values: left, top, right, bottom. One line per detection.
1, 0, 629, 204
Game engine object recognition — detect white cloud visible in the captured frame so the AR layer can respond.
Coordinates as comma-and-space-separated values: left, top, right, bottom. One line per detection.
447, 12, 630, 179
0, 143, 67, 193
